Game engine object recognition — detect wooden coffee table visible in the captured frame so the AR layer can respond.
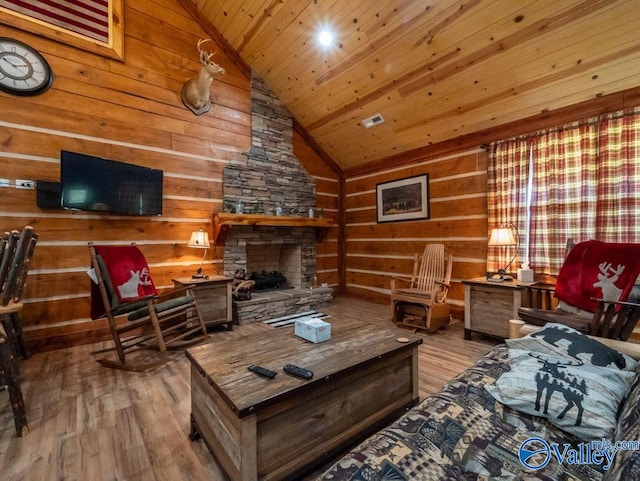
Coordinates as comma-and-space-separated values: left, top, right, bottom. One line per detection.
186, 319, 422, 481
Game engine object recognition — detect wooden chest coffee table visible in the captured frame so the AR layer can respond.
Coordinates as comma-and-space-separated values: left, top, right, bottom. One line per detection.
186, 319, 422, 481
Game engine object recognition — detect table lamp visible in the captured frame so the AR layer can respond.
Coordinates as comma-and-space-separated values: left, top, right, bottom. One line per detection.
188, 228, 210, 279
487, 223, 519, 281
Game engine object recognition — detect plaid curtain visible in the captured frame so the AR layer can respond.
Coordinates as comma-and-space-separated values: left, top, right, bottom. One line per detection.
487, 138, 530, 273
529, 123, 598, 273
596, 111, 640, 242
487, 109, 640, 276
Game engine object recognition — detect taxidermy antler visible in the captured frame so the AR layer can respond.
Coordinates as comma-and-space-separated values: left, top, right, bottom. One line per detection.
181, 39, 226, 115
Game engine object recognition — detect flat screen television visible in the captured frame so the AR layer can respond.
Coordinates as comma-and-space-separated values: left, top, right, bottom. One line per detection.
60, 150, 163, 216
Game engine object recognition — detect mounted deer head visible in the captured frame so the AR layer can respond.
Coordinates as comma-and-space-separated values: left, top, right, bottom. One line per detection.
181, 39, 226, 115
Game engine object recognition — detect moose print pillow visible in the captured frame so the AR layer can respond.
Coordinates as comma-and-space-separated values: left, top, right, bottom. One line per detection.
506, 323, 638, 372
486, 349, 635, 441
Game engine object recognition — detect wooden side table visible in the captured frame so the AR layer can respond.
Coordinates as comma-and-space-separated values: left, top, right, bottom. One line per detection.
463, 277, 539, 340
172, 276, 233, 331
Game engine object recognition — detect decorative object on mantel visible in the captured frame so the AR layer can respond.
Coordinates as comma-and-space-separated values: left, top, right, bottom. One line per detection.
188, 228, 210, 278
487, 222, 519, 282
181, 39, 225, 115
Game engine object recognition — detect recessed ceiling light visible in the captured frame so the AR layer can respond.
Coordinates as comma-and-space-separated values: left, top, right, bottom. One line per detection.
318, 29, 334, 47
362, 113, 384, 128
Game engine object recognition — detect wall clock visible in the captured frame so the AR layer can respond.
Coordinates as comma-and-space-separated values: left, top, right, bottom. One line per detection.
0, 37, 53, 96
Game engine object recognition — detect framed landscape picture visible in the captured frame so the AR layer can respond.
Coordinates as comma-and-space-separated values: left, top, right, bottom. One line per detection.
376, 174, 429, 223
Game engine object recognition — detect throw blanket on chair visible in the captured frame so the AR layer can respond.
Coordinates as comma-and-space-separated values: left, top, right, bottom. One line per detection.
555, 240, 640, 312
90, 245, 158, 319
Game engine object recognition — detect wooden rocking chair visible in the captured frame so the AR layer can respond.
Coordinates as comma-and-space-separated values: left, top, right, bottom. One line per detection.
517, 240, 640, 341
390, 243, 453, 332
89, 243, 209, 371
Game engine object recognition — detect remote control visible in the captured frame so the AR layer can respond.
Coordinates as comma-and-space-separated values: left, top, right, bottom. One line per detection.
283, 364, 314, 380
248, 365, 277, 379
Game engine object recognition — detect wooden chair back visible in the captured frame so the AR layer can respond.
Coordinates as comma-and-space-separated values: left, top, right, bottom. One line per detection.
0, 226, 37, 438
89, 243, 147, 315
89, 242, 118, 317
2, 226, 38, 306
390, 243, 453, 332
521, 284, 557, 310
413, 244, 453, 302
0, 231, 19, 301
591, 299, 640, 341
1, 227, 38, 306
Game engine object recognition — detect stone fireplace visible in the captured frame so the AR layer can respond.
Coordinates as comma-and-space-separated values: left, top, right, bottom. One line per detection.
223, 72, 316, 216
221, 72, 332, 324
221, 225, 316, 289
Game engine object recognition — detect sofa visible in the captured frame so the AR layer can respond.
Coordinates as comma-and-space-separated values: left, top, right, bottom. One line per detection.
315, 323, 640, 480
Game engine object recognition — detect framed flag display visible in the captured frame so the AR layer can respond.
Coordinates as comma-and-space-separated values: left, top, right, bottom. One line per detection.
0, 0, 123, 60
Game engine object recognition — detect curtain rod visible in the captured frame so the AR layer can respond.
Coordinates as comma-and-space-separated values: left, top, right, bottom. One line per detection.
490, 106, 640, 146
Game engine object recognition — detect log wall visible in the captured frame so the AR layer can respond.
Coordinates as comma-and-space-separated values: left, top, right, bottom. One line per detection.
0, 0, 339, 352
342, 86, 640, 320
343, 148, 488, 317
3, 0, 638, 351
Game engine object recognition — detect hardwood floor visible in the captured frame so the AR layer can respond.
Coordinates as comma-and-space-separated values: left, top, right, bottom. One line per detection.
0, 297, 499, 481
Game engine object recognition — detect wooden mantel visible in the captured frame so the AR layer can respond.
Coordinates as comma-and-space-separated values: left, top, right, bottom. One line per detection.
212, 213, 334, 244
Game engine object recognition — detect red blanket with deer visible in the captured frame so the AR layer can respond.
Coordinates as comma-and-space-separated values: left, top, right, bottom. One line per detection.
90, 245, 158, 319
555, 240, 640, 312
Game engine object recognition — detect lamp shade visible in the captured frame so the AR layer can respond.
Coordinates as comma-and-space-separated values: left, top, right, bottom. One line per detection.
488, 227, 517, 247
188, 229, 210, 248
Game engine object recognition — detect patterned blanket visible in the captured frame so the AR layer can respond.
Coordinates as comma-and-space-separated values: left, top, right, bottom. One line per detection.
315, 345, 640, 481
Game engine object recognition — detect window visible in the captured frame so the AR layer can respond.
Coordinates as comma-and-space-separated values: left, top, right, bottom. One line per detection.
487, 108, 640, 275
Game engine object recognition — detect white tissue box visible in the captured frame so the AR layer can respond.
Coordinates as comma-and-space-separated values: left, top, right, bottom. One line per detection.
294, 318, 331, 343
517, 268, 534, 282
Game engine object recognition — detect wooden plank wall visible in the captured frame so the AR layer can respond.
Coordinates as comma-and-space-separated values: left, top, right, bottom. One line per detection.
344, 148, 489, 318
0, 0, 340, 353
342, 84, 640, 320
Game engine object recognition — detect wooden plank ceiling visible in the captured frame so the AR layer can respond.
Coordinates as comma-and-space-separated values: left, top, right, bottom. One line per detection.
191, 0, 640, 172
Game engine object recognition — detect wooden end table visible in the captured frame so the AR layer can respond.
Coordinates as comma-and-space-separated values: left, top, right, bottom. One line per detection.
463, 277, 542, 339
172, 276, 233, 330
